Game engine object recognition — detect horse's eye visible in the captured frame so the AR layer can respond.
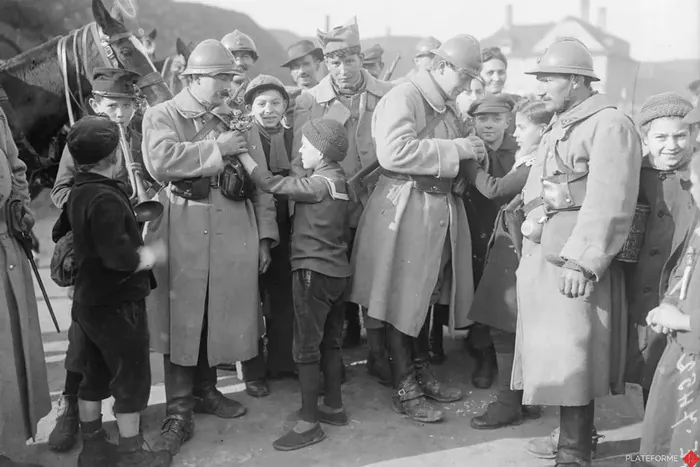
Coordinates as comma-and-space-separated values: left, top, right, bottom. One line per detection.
120, 48, 132, 57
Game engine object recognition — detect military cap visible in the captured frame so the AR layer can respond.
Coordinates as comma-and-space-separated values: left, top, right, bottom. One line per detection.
363, 44, 384, 65
91, 67, 140, 98
467, 94, 515, 117
317, 23, 361, 55
281, 40, 324, 68
67, 116, 120, 166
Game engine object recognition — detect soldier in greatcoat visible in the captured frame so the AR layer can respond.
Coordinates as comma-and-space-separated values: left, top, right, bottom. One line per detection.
141, 39, 278, 455
350, 34, 486, 423
515, 38, 641, 465
0, 106, 50, 467
624, 93, 699, 407
638, 112, 700, 460
291, 22, 394, 384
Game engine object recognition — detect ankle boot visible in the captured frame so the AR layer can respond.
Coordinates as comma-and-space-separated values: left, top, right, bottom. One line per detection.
471, 352, 524, 429
343, 305, 361, 348
556, 403, 595, 466
193, 363, 247, 419
429, 305, 447, 365
159, 355, 196, 456
413, 319, 462, 403
78, 427, 118, 467
470, 344, 497, 389
116, 434, 172, 467
366, 328, 392, 386
0, 455, 43, 467
48, 394, 80, 452
387, 325, 444, 423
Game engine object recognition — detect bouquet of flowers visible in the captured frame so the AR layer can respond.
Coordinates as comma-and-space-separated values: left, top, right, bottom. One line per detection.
226, 107, 255, 133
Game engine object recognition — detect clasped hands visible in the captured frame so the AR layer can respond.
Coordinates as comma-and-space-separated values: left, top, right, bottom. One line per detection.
216, 130, 248, 157
456, 136, 488, 163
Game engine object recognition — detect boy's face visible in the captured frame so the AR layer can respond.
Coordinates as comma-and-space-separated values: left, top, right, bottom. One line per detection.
475, 112, 510, 145
90, 96, 136, 127
644, 117, 693, 170
299, 136, 323, 170
249, 89, 286, 129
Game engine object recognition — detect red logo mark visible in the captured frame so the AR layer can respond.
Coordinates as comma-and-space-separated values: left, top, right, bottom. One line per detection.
685, 450, 700, 467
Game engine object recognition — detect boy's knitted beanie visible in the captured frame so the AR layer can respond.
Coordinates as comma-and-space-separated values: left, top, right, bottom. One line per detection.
301, 118, 349, 162
637, 92, 693, 128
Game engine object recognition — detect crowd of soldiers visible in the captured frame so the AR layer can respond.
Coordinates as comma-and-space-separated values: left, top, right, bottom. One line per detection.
1, 17, 700, 467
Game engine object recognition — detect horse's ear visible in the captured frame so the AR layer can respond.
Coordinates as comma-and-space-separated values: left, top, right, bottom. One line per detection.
93, 0, 124, 35
185, 41, 196, 60
176, 38, 187, 57
149, 29, 157, 40
109, 4, 124, 24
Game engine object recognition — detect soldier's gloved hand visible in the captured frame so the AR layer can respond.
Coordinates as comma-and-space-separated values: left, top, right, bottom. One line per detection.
455, 136, 487, 162
217, 130, 247, 156
467, 136, 487, 162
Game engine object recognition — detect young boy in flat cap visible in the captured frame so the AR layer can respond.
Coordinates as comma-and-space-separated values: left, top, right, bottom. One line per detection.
237, 118, 351, 451
625, 92, 699, 408
637, 105, 700, 463
65, 116, 170, 467
457, 94, 518, 388
48, 67, 158, 453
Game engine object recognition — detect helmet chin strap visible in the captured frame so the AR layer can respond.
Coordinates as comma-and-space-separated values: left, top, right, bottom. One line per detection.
558, 76, 577, 114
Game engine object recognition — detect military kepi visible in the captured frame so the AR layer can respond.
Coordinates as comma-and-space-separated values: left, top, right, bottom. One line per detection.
468, 94, 515, 117
92, 67, 141, 98
317, 22, 361, 54
67, 116, 120, 166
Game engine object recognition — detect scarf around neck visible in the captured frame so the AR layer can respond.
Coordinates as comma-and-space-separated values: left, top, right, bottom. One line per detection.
256, 121, 290, 173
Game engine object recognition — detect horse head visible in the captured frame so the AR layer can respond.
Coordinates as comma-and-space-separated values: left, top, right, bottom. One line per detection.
136, 28, 158, 62
157, 38, 194, 95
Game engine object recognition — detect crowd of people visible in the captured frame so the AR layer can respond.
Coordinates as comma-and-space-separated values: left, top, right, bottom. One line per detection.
1, 17, 699, 467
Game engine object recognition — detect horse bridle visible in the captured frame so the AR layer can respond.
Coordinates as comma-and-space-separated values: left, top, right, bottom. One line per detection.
56, 22, 167, 126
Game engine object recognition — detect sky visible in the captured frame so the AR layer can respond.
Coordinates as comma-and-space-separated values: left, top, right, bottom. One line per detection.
178, 0, 700, 62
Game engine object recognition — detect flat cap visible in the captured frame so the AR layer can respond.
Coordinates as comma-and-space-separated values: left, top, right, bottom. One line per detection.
67, 116, 120, 166
92, 67, 141, 98
467, 94, 515, 117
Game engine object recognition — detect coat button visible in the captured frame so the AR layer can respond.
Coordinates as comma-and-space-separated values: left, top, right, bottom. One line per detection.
643, 286, 652, 293
649, 249, 660, 256
8, 264, 14, 270
659, 173, 667, 181
439, 220, 446, 227
203, 230, 208, 235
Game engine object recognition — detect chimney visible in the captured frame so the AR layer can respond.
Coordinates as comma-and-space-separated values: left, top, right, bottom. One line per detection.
580, 0, 590, 23
597, 7, 607, 30
505, 4, 513, 30
325, 15, 330, 31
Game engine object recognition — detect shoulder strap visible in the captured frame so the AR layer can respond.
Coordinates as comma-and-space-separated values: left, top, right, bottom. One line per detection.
192, 113, 225, 143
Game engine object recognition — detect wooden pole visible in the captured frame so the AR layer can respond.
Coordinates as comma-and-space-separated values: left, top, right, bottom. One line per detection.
325, 14, 330, 32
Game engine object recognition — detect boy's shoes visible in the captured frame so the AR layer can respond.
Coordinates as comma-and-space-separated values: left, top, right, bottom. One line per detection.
273, 422, 326, 451
245, 380, 270, 398
48, 394, 80, 452
159, 414, 194, 456
0, 455, 44, 467
78, 429, 119, 467
116, 434, 172, 467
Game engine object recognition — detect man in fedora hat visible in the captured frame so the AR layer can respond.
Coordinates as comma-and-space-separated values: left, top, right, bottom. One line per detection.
292, 21, 394, 382
281, 40, 324, 127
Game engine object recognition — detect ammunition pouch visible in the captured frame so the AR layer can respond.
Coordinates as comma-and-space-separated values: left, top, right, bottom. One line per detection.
170, 177, 211, 200
219, 158, 255, 202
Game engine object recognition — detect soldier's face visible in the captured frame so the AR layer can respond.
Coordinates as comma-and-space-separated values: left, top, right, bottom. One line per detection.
326, 54, 363, 89
480, 59, 507, 95
414, 55, 434, 71
289, 55, 320, 89
434, 62, 473, 98
233, 52, 256, 72
537, 74, 572, 113
364, 61, 384, 79
192, 74, 235, 105
90, 96, 135, 127
456, 79, 485, 114
644, 117, 693, 170
475, 112, 510, 145
250, 89, 286, 129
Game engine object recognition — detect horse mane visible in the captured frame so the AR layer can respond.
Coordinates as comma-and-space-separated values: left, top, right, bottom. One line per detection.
0, 35, 62, 72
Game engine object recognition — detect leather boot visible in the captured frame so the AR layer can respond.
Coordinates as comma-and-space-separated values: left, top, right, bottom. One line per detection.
48, 394, 80, 452
429, 305, 447, 365
556, 403, 595, 466
366, 327, 391, 386
159, 355, 195, 456
413, 319, 462, 403
0, 456, 43, 467
115, 434, 172, 467
471, 352, 528, 429
343, 304, 362, 348
469, 344, 497, 389
387, 325, 444, 423
78, 427, 119, 467
193, 361, 247, 419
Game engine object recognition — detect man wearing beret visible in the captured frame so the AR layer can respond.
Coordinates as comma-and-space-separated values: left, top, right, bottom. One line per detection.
281, 40, 324, 127
459, 94, 519, 390
64, 115, 170, 467
141, 39, 278, 455
624, 92, 699, 409
362, 44, 385, 80
48, 67, 159, 454
292, 21, 394, 376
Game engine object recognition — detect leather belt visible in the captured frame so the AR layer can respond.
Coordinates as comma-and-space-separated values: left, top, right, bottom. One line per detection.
523, 198, 543, 216
382, 170, 452, 195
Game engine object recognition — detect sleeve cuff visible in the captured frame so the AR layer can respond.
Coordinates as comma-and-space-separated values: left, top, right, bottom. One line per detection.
560, 241, 609, 281
436, 141, 461, 179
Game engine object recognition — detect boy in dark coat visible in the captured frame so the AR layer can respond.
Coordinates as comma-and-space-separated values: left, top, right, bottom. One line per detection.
65, 116, 170, 467
638, 105, 700, 463
237, 118, 351, 451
